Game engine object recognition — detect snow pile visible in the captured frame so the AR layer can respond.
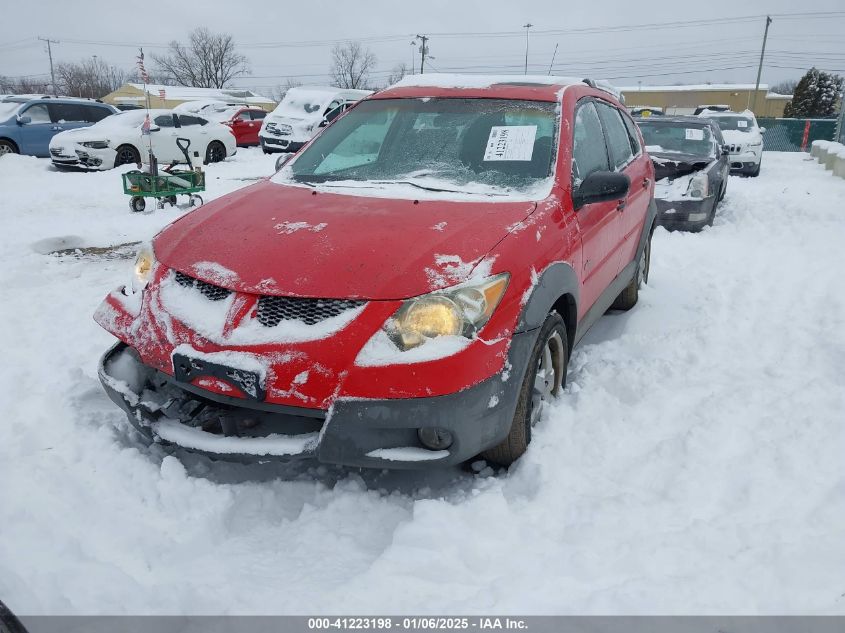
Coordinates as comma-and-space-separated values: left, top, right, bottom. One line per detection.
1, 151, 844, 615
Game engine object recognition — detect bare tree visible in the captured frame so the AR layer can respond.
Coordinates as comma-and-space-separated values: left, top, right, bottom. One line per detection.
56, 58, 126, 99
386, 63, 408, 87
270, 78, 303, 103
771, 79, 799, 95
0, 75, 51, 94
153, 28, 249, 88
330, 42, 376, 89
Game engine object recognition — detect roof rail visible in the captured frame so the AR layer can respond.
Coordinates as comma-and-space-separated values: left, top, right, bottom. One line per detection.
583, 78, 625, 104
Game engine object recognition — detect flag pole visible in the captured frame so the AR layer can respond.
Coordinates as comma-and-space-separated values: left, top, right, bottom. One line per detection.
137, 47, 156, 175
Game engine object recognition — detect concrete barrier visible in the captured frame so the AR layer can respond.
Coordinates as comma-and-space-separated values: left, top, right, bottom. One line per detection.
833, 150, 845, 179
811, 140, 830, 159
822, 142, 843, 170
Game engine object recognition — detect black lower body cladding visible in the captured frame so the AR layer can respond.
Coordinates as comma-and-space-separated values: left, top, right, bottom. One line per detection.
98, 332, 535, 469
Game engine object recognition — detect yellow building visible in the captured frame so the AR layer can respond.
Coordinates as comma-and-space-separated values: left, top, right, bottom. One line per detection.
619, 83, 791, 118
102, 83, 275, 111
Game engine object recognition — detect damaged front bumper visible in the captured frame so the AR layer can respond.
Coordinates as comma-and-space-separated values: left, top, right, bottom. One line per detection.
99, 334, 532, 469
654, 196, 716, 232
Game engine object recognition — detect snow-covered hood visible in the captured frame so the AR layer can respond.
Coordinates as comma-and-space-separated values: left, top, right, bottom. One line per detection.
153, 180, 536, 300
49, 128, 103, 146
721, 129, 762, 147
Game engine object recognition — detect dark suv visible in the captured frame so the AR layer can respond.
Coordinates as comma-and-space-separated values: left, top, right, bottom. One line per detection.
0, 95, 117, 157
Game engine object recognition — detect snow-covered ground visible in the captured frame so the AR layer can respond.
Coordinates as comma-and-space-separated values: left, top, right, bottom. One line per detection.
1, 150, 844, 615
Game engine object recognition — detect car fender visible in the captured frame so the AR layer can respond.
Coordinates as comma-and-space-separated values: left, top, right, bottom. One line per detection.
515, 261, 580, 335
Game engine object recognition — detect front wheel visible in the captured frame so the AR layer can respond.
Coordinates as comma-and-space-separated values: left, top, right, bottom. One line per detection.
205, 141, 226, 164
0, 139, 18, 156
114, 144, 140, 167
482, 313, 568, 466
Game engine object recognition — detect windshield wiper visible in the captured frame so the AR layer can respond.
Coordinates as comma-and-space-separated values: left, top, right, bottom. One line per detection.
372, 179, 509, 196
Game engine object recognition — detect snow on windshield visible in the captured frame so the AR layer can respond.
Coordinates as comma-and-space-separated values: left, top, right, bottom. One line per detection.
709, 116, 755, 132
272, 97, 558, 201
273, 89, 336, 119
0, 101, 22, 120
639, 122, 715, 158
91, 110, 151, 129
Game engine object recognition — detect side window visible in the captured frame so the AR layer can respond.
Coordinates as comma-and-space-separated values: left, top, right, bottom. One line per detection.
250, 110, 266, 120
237, 111, 252, 121
621, 112, 641, 155
21, 103, 50, 123
572, 101, 609, 185
324, 105, 344, 124
595, 102, 633, 170
177, 115, 205, 126
87, 106, 113, 123
154, 114, 175, 128
49, 103, 86, 123
324, 99, 342, 116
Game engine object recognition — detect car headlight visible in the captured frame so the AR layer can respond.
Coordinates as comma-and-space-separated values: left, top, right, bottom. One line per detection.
386, 273, 510, 351
687, 172, 709, 199
748, 140, 762, 147
81, 140, 110, 149
131, 245, 156, 293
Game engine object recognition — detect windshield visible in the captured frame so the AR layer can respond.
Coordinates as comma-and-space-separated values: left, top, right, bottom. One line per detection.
276, 98, 558, 197
707, 116, 755, 132
639, 121, 716, 158
0, 100, 23, 120
274, 90, 337, 119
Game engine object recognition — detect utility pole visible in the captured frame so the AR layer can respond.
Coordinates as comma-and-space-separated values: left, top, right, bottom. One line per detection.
751, 15, 772, 114
523, 23, 533, 74
38, 36, 59, 96
416, 35, 429, 74
410, 40, 416, 75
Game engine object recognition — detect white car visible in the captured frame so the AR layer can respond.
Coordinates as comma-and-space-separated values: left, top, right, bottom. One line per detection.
259, 86, 372, 154
48, 109, 237, 170
697, 109, 765, 177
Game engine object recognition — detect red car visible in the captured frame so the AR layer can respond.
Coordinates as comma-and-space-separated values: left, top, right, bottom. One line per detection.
213, 106, 267, 147
96, 75, 655, 469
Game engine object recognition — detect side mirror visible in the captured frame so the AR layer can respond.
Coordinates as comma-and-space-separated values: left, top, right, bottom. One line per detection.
275, 153, 294, 171
16, 115, 31, 125
573, 171, 630, 209
759, 126, 766, 133
318, 118, 329, 128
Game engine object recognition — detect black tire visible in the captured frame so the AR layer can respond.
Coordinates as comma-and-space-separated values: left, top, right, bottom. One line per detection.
612, 229, 652, 311
482, 313, 568, 466
190, 194, 203, 207
114, 144, 141, 167
129, 196, 146, 213
0, 139, 19, 156
205, 141, 226, 164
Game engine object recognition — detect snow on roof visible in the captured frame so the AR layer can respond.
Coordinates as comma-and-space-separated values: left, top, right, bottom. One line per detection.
618, 83, 770, 92
127, 84, 273, 104
391, 73, 585, 89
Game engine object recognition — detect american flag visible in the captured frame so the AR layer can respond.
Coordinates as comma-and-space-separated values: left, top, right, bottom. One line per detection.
158, 88, 166, 100
137, 48, 149, 84
141, 114, 151, 135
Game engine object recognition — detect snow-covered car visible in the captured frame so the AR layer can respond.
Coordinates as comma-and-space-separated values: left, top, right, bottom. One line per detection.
638, 116, 728, 231
258, 86, 372, 154
697, 109, 765, 177
95, 74, 657, 469
48, 109, 236, 170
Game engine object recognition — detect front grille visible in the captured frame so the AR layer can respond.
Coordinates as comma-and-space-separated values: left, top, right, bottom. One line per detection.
256, 296, 364, 327
174, 271, 232, 301
172, 271, 364, 326
265, 122, 291, 137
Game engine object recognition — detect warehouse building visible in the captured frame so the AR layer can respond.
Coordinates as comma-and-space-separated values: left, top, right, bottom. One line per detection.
619, 83, 791, 118
102, 84, 275, 111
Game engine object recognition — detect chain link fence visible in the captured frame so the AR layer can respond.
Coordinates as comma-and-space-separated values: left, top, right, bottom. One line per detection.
758, 118, 837, 151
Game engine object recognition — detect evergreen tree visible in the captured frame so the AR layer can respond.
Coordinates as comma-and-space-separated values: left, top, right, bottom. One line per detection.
783, 68, 843, 118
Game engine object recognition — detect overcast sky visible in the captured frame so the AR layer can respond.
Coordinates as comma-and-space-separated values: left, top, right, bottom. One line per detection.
2, 0, 844, 95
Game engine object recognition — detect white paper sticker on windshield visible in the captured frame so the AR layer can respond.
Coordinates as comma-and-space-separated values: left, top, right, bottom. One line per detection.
685, 128, 705, 141
737, 120, 748, 128
483, 125, 537, 161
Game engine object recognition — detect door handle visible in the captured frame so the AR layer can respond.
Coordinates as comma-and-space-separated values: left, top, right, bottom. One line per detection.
642, 178, 650, 189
